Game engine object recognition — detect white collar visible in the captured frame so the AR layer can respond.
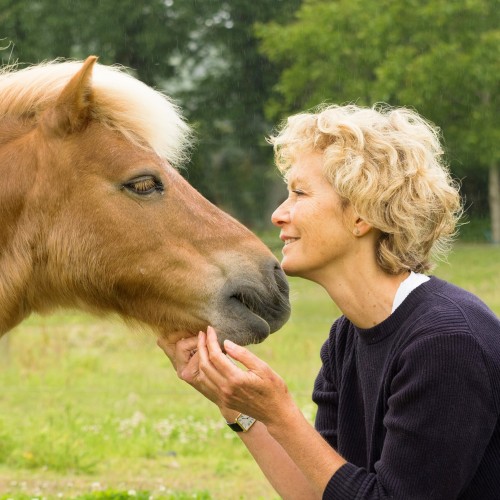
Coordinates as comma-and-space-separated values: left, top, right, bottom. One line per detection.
391, 272, 430, 313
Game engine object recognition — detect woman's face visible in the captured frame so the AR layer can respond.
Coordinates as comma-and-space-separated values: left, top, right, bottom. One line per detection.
272, 152, 355, 281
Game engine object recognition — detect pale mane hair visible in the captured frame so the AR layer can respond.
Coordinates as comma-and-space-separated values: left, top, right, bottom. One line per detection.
269, 104, 463, 274
0, 59, 192, 167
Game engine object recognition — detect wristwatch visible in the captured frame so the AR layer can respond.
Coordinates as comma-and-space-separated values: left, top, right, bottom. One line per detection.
227, 413, 256, 432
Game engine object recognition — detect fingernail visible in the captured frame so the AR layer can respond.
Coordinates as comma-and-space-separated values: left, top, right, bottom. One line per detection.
224, 339, 237, 350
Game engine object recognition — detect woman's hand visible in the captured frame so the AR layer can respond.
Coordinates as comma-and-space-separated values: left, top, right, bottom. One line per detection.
158, 327, 298, 427
157, 333, 224, 407
196, 326, 299, 427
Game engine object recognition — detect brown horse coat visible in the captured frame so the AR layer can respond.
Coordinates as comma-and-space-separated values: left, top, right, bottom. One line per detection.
0, 57, 290, 345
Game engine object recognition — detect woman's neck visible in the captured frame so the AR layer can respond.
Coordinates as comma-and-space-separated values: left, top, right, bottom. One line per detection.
318, 262, 410, 329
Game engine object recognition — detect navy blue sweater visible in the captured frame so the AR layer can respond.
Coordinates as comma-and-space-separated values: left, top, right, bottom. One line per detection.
313, 277, 500, 499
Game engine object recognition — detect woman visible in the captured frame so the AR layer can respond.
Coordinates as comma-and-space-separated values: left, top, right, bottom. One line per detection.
158, 104, 500, 499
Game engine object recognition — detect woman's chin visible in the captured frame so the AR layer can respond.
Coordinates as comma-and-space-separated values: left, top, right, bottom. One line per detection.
281, 261, 301, 277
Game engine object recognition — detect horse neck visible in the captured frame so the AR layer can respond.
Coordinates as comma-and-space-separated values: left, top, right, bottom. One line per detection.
0, 119, 40, 334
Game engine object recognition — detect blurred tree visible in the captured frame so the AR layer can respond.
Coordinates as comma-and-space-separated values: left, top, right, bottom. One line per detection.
0, 0, 188, 84
256, 0, 384, 114
174, 0, 302, 227
257, 0, 500, 242
0, 0, 73, 63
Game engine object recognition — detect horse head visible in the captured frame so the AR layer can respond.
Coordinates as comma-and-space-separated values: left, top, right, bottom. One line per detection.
0, 56, 290, 346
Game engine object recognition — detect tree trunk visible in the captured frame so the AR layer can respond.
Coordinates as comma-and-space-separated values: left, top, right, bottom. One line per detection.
489, 163, 500, 245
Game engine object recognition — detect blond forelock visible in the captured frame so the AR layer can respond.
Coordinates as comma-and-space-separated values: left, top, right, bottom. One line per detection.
0, 59, 192, 167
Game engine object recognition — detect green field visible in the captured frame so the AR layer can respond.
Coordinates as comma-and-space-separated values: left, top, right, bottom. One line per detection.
0, 244, 499, 499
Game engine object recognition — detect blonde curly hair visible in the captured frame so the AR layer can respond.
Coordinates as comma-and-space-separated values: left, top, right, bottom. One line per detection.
269, 104, 463, 274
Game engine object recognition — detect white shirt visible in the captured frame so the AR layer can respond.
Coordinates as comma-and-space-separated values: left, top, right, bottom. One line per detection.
392, 272, 430, 313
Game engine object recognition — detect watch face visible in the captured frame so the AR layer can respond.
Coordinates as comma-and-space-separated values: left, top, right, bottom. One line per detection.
237, 414, 255, 431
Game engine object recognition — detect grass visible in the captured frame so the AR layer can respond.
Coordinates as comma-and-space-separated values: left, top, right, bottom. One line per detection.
0, 244, 498, 499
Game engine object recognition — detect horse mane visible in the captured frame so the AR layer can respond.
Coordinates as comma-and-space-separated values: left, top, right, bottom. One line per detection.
0, 59, 192, 167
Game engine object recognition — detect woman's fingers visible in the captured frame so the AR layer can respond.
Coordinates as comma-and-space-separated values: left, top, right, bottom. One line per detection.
197, 330, 230, 384
223, 337, 270, 374
159, 327, 290, 425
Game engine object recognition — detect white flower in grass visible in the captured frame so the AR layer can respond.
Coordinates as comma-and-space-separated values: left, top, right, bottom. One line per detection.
91, 481, 102, 491
118, 411, 147, 435
82, 424, 101, 434
155, 419, 175, 439
179, 431, 189, 444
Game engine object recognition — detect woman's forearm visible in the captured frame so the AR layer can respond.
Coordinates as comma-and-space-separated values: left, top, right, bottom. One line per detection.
265, 408, 346, 498
237, 420, 321, 500
222, 406, 342, 500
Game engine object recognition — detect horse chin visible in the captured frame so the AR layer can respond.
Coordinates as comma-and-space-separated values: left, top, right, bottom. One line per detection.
155, 319, 269, 349
215, 324, 271, 348
155, 290, 286, 348
210, 299, 272, 348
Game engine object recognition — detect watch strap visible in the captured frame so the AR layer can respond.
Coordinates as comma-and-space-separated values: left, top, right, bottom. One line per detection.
227, 422, 245, 432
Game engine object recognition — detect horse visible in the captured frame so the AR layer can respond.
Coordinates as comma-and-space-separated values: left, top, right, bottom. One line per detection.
0, 56, 290, 348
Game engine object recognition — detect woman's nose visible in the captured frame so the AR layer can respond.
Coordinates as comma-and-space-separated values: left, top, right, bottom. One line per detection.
271, 199, 289, 227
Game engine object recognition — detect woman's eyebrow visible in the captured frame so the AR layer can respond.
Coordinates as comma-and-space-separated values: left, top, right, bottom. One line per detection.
289, 176, 310, 189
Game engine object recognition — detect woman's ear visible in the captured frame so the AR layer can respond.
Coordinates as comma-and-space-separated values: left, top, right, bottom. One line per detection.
353, 217, 372, 237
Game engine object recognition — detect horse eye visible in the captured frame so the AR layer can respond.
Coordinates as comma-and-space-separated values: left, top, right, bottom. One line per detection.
124, 176, 164, 195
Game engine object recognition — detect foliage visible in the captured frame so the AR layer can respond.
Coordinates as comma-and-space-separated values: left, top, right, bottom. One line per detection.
256, 0, 382, 115
372, 1, 499, 172
0, 0, 187, 85
174, 0, 302, 226
257, 0, 499, 167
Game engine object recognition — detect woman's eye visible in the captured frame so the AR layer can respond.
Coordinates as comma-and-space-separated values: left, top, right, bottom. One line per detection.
124, 176, 164, 195
292, 189, 305, 196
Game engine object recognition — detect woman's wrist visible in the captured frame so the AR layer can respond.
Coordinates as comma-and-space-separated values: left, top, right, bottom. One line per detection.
264, 403, 304, 439
220, 408, 241, 423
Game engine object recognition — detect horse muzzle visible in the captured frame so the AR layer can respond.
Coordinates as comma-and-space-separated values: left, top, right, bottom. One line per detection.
214, 261, 291, 346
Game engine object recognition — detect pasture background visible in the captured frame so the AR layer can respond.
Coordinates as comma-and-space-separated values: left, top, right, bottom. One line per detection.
0, 243, 499, 500
1, 2, 497, 497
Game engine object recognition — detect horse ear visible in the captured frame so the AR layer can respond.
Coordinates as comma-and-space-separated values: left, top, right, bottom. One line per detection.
42, 56, 98, 136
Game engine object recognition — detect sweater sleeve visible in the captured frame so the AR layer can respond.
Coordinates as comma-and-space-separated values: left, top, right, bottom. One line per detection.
323, 333, 498, 500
